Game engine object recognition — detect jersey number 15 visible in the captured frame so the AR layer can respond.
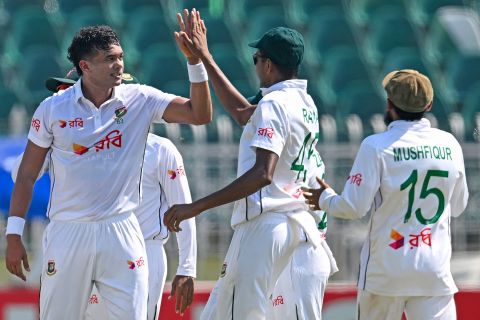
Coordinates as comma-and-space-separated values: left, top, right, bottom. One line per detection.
400, 169, 449, 225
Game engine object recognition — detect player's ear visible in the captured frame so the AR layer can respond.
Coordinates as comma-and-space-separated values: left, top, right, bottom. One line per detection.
79, 60, 89, 73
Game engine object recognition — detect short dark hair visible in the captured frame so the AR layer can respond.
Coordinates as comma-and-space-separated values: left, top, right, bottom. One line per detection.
392, 102, 425, 121
67, 25, 120, 76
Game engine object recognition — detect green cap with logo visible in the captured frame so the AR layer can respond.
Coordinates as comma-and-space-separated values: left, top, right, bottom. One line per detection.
248, 26, 304, 68
45, 70, 139, 92
382, 69, 433, 113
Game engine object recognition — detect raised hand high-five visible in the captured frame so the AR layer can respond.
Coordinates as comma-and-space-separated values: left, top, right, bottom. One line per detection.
175, 9, 210, 61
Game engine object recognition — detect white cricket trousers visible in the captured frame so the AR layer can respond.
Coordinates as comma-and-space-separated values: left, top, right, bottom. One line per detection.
268, 240, 331, 320
85, 239, 167, 320
201, 212, 302, 320
39, 212, 149, 320
357, 290, 456, 320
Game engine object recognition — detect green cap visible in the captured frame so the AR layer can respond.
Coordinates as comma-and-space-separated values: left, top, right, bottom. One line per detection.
247, 90, 263, 105
382, 69, 433, 113
45, 71, 139, 93
248, 27, 304, 68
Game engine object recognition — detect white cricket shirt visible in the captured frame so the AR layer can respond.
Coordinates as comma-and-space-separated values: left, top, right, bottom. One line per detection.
320, 118, 469, 296
232, 80, 324, 245
27, 79, 175, 221
139, 133, 196, 277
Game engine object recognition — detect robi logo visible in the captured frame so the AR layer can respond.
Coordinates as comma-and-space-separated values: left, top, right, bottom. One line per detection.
389, 229, 404, 250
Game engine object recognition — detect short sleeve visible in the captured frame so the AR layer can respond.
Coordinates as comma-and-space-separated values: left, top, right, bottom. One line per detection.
157, 140, 192, 206
27, 101, 53, 148
249, 100, 288, 156
141, 85, 177, 124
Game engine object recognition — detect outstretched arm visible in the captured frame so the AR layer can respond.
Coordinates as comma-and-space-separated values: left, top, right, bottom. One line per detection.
164, 147, 278, 232
176, 9, 255, 126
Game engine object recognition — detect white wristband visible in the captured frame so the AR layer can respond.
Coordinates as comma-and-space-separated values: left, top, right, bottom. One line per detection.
6, 216, 26, 236
187, 62, 208, 83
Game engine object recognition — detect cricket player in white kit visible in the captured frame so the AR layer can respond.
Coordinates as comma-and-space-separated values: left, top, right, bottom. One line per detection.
246, 93, 337, 320
304, 69, 469, 320
42, 73, 197, 320
165, 20, 330, 319
5, 24, 211, 320
86, 133, 196, 320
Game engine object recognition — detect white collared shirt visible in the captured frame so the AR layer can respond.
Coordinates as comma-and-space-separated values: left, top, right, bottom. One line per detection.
27, 79, 175, 221
232, 79, 324, 228
320, 118, 469, 296
139, 133, 196, 277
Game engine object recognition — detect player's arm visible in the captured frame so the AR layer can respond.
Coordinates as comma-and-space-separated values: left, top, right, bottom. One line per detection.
305, 140, 381, 220
11, 151, 50, 183
450, 145, 469, 217
164, 147, 278, 232
156, 139, 196, 315
6, 141, 50, 281
176, 9, 255, 126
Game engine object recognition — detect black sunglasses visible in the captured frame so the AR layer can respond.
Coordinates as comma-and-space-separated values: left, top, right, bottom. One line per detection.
253, 53, 268, 65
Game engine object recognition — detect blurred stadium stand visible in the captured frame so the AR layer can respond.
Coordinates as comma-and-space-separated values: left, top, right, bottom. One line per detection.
1, 0, 480, 290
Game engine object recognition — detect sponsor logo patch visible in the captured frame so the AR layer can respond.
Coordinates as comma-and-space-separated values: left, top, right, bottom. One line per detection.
348, 173, 362, 186
389, 229, 404, 250
89, 294, 99, 304
257, 127, 274, 138
59, 118, 83, 128
72, 130, 123, 155
409, 227, 432, 249
127, 256, 145, 270
31, 118, 41, 132
168, 166, 186, 180
272, 295, 284, 307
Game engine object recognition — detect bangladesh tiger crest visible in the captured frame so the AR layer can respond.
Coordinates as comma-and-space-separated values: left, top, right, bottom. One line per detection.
114, 106, 127, 124
220, 262, 227, 278
47, 260, 57, 276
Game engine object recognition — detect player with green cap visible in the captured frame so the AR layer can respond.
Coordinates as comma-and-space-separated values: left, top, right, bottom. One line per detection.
164, 9, 337, 320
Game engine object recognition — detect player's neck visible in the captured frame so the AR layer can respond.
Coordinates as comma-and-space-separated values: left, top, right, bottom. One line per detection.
81, 79, 114, 108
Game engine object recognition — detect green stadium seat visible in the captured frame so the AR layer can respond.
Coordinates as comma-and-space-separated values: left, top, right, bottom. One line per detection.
210, 44, 253, 87
3, 6, 60, 67
362, 9, 420, 67
2, 0, 43, 14
65, 6, 108, 31
381, 47, 430, 76
337, 82, 386, 137
203, 14, 235, 45
305, 7, 357, 68
122, 6, 175, 69
106, 0, 164, 27
14, 46, 64, 108
346, 0, 407, 27
292, 0, 346, 25
244, 6, 289, 42
161, 80, 190, 97
460, 83, 480, 140
317, 46, 373, 109
56, 0, 104, 14
444, 54, 480, 107
407, 0, 467, 27
423, 14, 459, 70
138, 46, 186, 90
428, 97, 451, 130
